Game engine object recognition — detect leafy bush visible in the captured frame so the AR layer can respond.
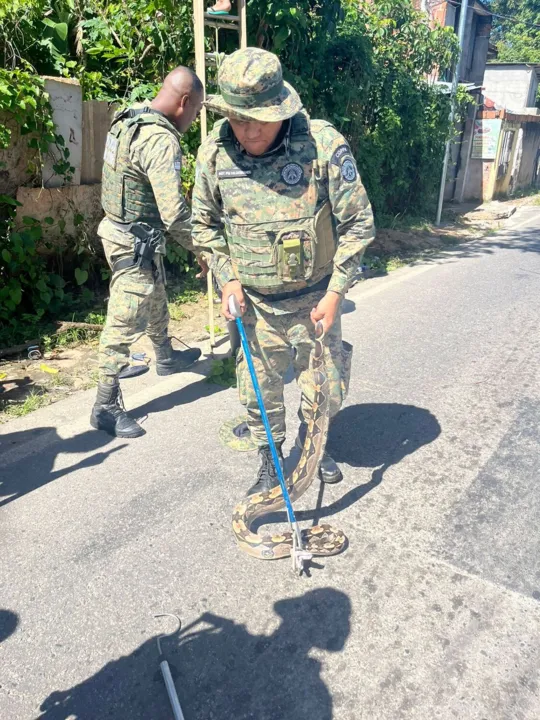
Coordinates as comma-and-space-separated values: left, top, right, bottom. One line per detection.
0, 0, 464, 326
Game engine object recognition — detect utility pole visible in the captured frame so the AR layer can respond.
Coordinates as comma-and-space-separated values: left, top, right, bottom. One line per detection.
435, 0, 470, 226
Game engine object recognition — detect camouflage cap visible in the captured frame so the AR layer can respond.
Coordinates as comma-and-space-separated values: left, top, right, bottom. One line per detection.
205, 48, 302, 122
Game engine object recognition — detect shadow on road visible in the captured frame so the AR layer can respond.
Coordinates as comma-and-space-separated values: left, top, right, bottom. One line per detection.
391, 226, 540, 270
0, 377, 228, 508
0, 428, 126, 508
277, 403, 441, 529
328, 402, 441, 483
132, 377, 226, 418
0, 609, 18, 643
37, 588, 351, 720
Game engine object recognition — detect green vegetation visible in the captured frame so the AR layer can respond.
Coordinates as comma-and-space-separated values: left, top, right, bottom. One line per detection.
206, 356, 237, 388
489, 1, 540, 66
0, 389, 50, 418
205, 324, 225, 336
0, 0, 464, 339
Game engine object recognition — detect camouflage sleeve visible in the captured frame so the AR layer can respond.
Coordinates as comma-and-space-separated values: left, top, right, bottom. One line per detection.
132, 130, 194, 252
318, 126, 375, 295
191, 139, 237, 287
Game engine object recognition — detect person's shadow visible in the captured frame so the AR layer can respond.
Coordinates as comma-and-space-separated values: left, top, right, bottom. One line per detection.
0, 428, 127, 508
279, 402, 441, 528
37, 588, 351, 720
0, 609, 18, 643
328, 403, 441, 483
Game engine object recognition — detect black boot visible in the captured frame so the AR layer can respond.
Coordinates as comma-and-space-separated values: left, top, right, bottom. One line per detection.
154, 339, 201, 376
247, 444, 284, 496
296, 422, 343, 484
232, 420, 250, 440
90, 381, 145, 438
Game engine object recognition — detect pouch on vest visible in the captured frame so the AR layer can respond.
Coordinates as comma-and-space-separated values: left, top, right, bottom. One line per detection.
275, 228, 315, 283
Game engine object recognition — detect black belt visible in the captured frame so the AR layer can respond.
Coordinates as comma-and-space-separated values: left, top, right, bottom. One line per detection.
249, 275, 330, 303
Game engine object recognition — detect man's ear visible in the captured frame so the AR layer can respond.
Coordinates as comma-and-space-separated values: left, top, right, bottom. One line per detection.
180, 93, 190, 109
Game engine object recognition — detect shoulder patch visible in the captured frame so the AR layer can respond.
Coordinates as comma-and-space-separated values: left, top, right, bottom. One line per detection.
330, 144, 353, 167
341, 158, 357, 182
281, 162, 304, 186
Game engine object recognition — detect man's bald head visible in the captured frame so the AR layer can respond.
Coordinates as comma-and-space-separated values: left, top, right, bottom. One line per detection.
152, 66, 204, 133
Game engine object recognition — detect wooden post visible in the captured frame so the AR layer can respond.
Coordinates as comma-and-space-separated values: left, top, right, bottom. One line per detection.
194, 0, 248, 352
238, 0, 247, 49
193, 0, 207, 139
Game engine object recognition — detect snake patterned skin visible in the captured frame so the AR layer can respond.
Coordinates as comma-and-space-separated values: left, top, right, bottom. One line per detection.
232, 321, 347, 560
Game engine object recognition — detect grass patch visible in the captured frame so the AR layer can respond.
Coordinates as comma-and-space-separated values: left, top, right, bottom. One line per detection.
0, 307, 106, 355
206, 356, 237, 388
43, 373, 73, 389
167, 274, 205, 305
385, 256, 408, 272
0, 389, 50, 419
168, 303, 186, 321
376, 212, 435, 232
205, 324, 225, 336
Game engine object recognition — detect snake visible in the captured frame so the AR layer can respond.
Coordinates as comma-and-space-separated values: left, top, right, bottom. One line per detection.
232, 321, 348, 561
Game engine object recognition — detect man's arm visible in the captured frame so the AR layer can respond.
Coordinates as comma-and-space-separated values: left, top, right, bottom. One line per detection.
133, 130, 194, 252
325, 130, 375, 295
310, 126, 375, 331
191, 141, 247, 318
191, 141, 238, 287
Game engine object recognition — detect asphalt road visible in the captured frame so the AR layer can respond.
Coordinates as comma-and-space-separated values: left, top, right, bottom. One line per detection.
2, 206, 540, 720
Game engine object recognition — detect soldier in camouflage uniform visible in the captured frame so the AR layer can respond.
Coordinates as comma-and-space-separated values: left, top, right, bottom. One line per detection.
91, 67, 206, 439
192, 48, 375, 495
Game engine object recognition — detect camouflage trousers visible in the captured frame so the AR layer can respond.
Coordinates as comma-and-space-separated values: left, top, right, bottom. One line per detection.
237, 293, 352, 448
98, 237, 169, 384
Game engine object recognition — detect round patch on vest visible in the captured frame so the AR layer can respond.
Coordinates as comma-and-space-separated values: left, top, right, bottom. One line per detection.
281, 162, 304, 186
341, 159, 357, 182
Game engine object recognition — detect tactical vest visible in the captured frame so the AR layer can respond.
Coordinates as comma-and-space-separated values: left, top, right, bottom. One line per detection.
101, 108, 182, 228
214, 112, 338, 294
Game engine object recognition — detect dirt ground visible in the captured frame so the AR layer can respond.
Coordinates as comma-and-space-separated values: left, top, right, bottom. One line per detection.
0, 195, 535, 422
0, 296, 226, 422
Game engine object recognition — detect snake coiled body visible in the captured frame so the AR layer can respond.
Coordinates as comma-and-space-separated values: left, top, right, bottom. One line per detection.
232, 323, 347, 560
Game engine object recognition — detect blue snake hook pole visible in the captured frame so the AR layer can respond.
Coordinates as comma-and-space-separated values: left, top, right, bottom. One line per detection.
227, 294, 300, 530
154, 614, 185, 720
228, 294, 310, 576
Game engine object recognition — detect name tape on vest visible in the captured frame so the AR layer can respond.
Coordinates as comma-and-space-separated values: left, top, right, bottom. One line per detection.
218, 168, 252, 179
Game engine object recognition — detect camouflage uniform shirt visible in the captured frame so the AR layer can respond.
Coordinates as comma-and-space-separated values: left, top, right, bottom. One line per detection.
99, 104, 194, 253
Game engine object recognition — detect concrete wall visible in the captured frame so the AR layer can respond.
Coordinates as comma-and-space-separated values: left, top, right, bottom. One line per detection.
461, 115, 540, 200
0, 113, 39, 196
483, 66, 534, 111
0, 78, 112, 251
461, 113, 505, 202
469, 16, 492, 85
81, 101, 116, 185
15, 185, 103, 248
454, 101, 479, 202
41, 77, 82, 188
527, 73, 539, 108
517, 123, 540, 188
